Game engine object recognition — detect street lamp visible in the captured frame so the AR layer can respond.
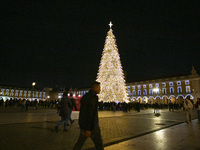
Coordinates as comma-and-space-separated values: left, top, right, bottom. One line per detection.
153, 88, 159, 93
32, 82, 36, 87
32, 82, 36, 101
153, 88, 159, 94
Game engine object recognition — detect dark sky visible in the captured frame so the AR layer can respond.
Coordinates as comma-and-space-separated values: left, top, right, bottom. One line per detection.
1, 1, 200, 89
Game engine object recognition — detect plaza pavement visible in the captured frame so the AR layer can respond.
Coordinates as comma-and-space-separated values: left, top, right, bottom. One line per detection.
0, 107, 199, 150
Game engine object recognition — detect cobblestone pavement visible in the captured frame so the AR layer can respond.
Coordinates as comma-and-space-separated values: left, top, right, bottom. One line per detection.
105, 119, 200, 150
0, 107, 198, 150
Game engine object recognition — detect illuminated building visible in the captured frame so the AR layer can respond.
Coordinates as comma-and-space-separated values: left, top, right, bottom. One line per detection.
0, 85, 46, 101
76, 67, 200, 104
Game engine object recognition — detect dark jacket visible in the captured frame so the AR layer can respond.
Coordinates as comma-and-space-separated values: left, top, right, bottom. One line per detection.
69, 98, 77, 110
59, 96, 72, 117
79, 90, 98, 131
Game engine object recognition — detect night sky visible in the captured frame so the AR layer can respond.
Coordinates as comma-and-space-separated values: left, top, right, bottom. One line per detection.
1, 1, 200, 89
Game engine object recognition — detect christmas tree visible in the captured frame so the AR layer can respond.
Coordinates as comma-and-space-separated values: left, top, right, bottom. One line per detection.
96, 22, 128, 103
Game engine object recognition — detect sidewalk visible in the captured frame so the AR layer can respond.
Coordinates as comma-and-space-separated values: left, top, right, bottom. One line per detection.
105, 119, 200, 150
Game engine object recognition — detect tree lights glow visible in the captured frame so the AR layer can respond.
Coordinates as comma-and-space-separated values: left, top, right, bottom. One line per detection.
96, 22, 128, 102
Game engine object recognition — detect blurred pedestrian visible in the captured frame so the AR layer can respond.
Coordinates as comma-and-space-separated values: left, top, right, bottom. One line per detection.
73, 81, 104, 150
56, 100, 60, 113
55, 92, 72, 132
34, 99, 38, 110
26, 100, 29, 111
68, 93, 77, 125
154, 103, 159, 114
195, 98, 200, 124
21, 99, 26, 112
184, 96, 193, 124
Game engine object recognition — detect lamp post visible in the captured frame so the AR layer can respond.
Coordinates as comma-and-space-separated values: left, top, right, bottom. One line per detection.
153, 88, 159, 104
153, 88, 159, 94
32, 82, 36, 101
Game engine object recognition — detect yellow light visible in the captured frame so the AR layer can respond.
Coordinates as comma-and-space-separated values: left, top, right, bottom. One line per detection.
153, 88, 159, 92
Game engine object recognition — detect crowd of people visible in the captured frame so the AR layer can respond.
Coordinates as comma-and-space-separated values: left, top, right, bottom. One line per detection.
0, 96, 198, 113
0, 98, 61, 112
97, 101, 189, 112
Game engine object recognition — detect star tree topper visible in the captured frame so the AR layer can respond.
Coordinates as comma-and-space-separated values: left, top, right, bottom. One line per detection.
109, 21, 113, 29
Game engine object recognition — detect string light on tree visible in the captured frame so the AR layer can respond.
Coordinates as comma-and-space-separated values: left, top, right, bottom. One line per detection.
96, 22, 128, 103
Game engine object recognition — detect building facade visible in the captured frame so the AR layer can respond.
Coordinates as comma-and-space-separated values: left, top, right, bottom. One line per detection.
0, 85, 46, 101
127, 67, 200, 104
76, 67, 200, 104
1, 68, 199, 104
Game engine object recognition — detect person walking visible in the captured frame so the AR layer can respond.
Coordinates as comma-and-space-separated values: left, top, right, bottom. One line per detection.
184, 96, 193, 124
21, 99, 26, 112
55, 92, 72, 132
73, 81, 104, 150
68, 93, 77, 125
154, 102, 159, 114
195, 98, 200, 124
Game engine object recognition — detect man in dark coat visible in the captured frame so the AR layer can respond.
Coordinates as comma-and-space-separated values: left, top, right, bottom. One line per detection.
73, 81, 104, 150
55, 92, 72, 132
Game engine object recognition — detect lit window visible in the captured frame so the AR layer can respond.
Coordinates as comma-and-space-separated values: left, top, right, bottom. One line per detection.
143, 85, 146, 88
36, 92, 38, 98
138, 90, 141, 96
132, 86, 135, 90
138, 85, 141, 89
169, 82, 173, 86
185, 80, 190, 85
43, 92, 45, 99
132, 90, 136, 96
186, 86, 191, 93
177, 81, 181, 85
143, 89, 147, 95
128, 91, 131, 96
162, 88, 167, 94
39, 92, 42, 98
19, 90, 23, 97
162, 83, 166, 87
11, 89, 14, 97
6, 89, 9, 96
149, 89, 153, 95
170, 87, 174, 94
15, 90, 18, 97
1, 89, 5, 93
155, 83, 159, 88
177, 87, 182, 94
28, 91, 31, 98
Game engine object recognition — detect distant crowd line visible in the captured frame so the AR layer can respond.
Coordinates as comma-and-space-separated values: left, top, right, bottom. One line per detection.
97, 101, 193, 112
0, 98, 196, 113
0, 98, 60, 111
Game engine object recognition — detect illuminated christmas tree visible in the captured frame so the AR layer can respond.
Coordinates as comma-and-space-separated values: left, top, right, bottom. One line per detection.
96, 22, 128, 103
